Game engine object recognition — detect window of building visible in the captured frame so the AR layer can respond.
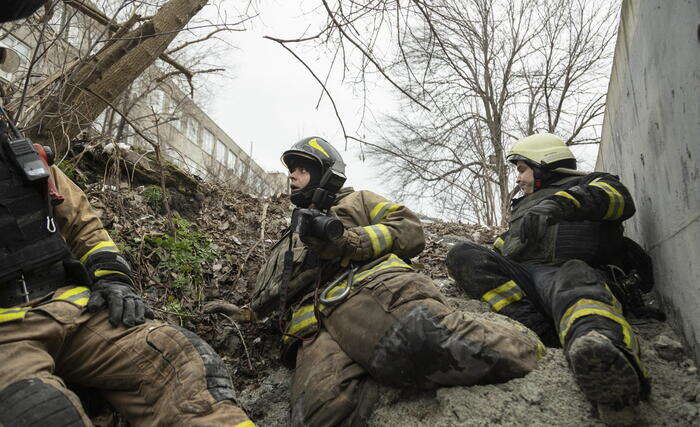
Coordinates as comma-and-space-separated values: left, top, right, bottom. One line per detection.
215, 140, 227, 164
186, 117, 199, 143
227, 150, 238, 169
202, 129, 215, 154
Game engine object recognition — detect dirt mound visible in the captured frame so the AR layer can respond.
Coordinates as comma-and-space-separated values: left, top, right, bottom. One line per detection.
76, 159, 698, 425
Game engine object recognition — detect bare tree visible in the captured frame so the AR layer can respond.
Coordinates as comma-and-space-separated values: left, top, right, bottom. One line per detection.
268, 0, 618, 224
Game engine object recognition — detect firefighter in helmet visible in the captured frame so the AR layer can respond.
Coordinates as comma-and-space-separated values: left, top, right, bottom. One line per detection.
0, 3, 253, 425
446, 133, 650, 409
211, 136, 543, 425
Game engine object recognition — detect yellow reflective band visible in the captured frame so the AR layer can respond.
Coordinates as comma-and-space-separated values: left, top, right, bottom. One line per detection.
362, 224, 393, 257
482, 280, 517, 302
56, 286, 90, 300
80, 241, 119, 263
481, 280, 524, 312
370, 202, 388, 223
55, 286, 91, 307
364, 225, 381, 256
370, 202, 402, 224
308, 138, 329, 157
492, 292, 524, 312
283, 304, 318, 342
559, 299, 632, 349
377, 224, 393, 252
233, 421, 256, 427
589, 180, 624, 220
0, 306, 30, 323
493, 237, 505, 251
94, 270, 130, 278
554, 191, 581, 208
320, 255, 412, 305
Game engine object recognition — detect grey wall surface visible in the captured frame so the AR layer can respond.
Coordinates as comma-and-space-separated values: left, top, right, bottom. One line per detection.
596, 0, 700, 360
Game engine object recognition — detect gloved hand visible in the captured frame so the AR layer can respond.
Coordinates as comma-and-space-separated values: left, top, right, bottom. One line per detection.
301, 228, 367, 262
519, 199, 565, 246
87, 280, 153, 327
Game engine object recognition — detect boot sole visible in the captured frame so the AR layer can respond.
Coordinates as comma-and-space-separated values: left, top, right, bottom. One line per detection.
568, 333, 641, 408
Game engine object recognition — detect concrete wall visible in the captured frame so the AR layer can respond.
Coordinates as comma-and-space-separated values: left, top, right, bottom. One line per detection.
596, 0, 700, 360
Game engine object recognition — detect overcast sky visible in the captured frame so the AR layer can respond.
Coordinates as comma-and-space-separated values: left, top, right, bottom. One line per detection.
200, 1, 600, 218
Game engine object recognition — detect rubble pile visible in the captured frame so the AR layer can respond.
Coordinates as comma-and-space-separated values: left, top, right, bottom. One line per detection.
77, 159, 698, 426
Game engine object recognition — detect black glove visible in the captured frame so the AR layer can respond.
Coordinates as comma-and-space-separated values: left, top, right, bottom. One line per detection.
519, 199, 565, 247
87, 280, 153, 327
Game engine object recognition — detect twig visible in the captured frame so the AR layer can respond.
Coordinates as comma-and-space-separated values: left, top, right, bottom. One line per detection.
263, 36, 349, 141
220, 313, 254, 371
235, 202, 269, 283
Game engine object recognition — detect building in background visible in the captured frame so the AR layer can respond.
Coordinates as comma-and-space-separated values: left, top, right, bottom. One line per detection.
0, 2, 287, 198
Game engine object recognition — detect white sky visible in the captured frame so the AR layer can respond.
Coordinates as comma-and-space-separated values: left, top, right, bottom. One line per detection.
203, 1, 395, 193
199, 1, 601, 218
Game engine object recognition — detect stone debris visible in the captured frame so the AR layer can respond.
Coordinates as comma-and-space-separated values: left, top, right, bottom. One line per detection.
653, 334, 686, 362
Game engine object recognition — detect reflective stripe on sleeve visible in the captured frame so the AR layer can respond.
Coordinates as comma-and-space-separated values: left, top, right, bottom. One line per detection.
558, 298, 632, 349
588, 178, 624, 220
481, 280, 525, 312
80, 240, 119, 263
362, 224, 393, 257
94, 269, 132, 280
554, 190, 582, 208
370, 202, 402, 224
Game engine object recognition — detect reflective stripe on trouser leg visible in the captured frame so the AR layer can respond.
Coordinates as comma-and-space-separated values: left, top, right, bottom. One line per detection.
558, 298, 646, 377
481, 280, 525, 312
322, 272, 542, 389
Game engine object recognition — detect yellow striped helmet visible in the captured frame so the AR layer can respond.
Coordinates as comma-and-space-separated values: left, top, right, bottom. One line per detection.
282, 137, 345, 176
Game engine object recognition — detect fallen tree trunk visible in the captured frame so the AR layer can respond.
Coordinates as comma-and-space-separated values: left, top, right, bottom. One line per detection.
26, 0, 208, 155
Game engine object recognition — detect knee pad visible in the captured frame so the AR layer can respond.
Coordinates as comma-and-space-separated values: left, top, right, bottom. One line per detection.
0, 378, 86, 427
172, 326, 237, 403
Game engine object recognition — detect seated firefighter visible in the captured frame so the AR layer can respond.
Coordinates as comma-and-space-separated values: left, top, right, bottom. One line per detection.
446, 133, 650, 409
0, 130, 252, 423
221, 137, 543, 425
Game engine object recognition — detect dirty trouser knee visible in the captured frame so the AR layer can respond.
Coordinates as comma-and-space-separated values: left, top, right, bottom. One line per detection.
323, 271, 543, 389
446, 241, 558, 346
0, 296, 252, 426
290, 330, 376, 427
544, 260, 647, 379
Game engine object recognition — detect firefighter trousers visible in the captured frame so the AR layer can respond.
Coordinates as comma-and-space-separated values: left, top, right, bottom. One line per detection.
0, 293, 252, 426
289, 270, 543, 426
445, 241, 646, 372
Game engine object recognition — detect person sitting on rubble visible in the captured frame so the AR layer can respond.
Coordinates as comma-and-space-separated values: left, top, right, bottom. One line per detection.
446, 133, 650, 410
207, 136, 544, 426
0, 6, 253, 423
0, 129, 255, 426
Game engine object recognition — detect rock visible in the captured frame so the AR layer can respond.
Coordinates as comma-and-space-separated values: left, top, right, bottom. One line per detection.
683, 384, 700, 402
520, 383, 543, 404
653, 335, 685, 361
687, 366, 698, 375
221, 329, 242, 355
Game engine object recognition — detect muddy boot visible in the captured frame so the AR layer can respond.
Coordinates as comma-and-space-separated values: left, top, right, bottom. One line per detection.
567, 331, 644, 409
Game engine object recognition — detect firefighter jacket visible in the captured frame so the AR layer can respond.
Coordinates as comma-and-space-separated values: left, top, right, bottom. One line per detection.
495, 172, 635, 266
251, 188, 425, 358
0, 164, 133, 322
